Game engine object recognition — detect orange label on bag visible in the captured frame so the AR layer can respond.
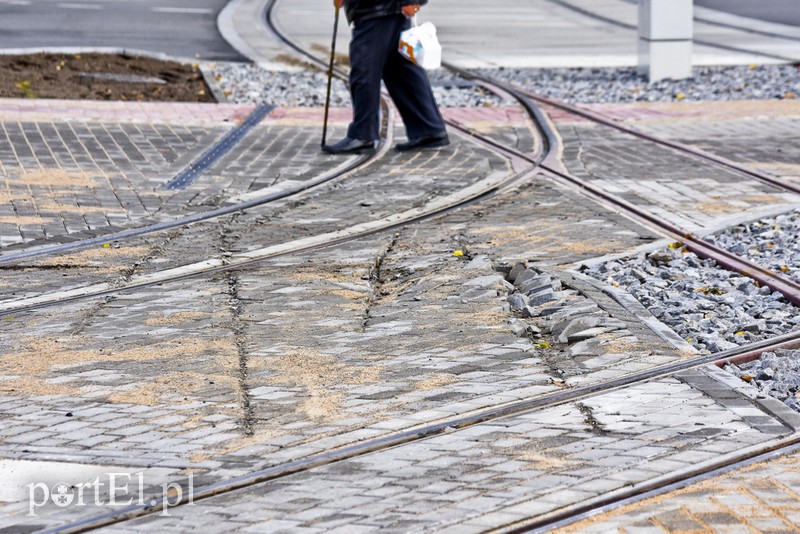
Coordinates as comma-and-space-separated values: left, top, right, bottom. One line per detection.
399, 42, 417, 64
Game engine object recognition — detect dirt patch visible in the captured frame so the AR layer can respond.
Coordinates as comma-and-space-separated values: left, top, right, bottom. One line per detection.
252, 348, 383, 421
144, 311, 209, 325
33, 245, 153, 272
286, 264, 368, 285
0, 53, 215, 102
414, 375, 458, 391
519, 450, 578, 471
106, 372, 237, 406
10, 169, 99, 187
0, 336, 239, 384
0, 377, 75, 397
0, 215, 45, 225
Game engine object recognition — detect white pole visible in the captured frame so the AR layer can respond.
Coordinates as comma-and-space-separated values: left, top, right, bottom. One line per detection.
638, 0, 694, 82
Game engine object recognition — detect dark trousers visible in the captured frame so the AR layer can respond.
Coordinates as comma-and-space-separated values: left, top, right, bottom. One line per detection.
346, 14, 446, 142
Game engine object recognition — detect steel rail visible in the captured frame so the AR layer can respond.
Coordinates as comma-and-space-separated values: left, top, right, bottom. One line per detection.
0, 164, 512, 317
0, 0, 392, 267
0, 152, 377, 266
538, 163, 800, 307
506, 434, 800, 533
0, 1, 550, 317
35, 9, 800, 532
0, 93, 387, 266
263, 0, 346, 78
442, 61, 800, 307
445, 62, 800, 197
40, 321, 800, 534
521, 90, 800, 197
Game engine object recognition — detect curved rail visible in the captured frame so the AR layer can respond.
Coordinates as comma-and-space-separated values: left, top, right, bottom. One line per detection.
31, 3, 800, 533
0, 151, 377, 266
444, 62, 800, 307
523, 89, 800, 197
40, 318, 800, 534
508, 433, 800, 533
31, 4, 800, 532
0, 0, 552, 316
446, 62, 800, 197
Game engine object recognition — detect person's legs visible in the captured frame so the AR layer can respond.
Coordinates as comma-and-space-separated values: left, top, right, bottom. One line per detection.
382, 16, 447, 142
326, 14, 447, 153
346, 16, 394, 142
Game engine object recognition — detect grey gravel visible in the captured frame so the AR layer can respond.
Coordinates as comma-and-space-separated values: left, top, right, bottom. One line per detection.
208, 62, 504, 107
585, 244, 800, 354
707, 210, 800, 284
478, 64, 800, 104
725, 350, 800, 412
586, 209, 800, 354
208, 61, 798, 107
209, 63, 351, 106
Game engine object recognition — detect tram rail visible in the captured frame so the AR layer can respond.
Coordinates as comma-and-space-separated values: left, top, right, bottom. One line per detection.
14, 1, 800, 531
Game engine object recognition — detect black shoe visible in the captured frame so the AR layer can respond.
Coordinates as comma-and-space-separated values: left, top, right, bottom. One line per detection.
395, 133, 450, 152
322, 137, 375, 155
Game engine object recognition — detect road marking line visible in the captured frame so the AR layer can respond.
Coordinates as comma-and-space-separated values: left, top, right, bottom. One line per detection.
151, 7, 213, 14
0, 0, 32, 5
57, 2, 103, 9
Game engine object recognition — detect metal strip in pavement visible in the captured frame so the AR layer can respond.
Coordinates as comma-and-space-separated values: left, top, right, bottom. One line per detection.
0, 154, 363, 266
518, 435, 800, 534
38, 330, 800, 534
163, 102, 273, 190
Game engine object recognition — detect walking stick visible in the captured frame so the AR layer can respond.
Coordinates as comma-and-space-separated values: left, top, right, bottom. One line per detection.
321, 5, 341, 147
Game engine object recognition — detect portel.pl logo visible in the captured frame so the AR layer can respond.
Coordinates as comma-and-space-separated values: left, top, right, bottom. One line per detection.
27, 472, 193, 516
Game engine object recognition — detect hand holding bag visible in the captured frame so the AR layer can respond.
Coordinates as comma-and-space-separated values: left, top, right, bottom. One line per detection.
398, 15, 442, 70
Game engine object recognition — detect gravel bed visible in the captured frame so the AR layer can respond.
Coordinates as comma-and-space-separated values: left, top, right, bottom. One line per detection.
209, 62, 504, 107
477, 64, 800, 104
586, 246, 798, 353
586, 209, 800, 354
707, 210, 800, 284
725, 350, 800, 411
210, 62, 798, 107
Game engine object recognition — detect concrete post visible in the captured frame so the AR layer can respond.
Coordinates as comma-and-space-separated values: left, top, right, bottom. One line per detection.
638, 0, 693, 82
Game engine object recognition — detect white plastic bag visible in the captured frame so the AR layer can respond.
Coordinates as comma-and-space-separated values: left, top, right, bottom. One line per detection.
398, 16, 442, 70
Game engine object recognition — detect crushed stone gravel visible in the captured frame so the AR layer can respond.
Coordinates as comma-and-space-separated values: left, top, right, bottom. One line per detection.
210, 62, 799, 106
726, 350, 800, 412
585, 211, 800, 355
208, 62, 505, 107
480, 64, 800, 104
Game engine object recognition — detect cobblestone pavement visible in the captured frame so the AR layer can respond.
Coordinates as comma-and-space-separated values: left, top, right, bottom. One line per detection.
610, 101, 800, 191
560, 449, 800, 533
2, 98, 800, 531
0, 102, 359, 249
548, 100, 800, 235
98, 367, 800, 533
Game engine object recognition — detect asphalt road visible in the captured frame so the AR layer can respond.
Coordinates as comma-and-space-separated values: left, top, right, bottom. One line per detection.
0, 0, 797, 63
696, 0, 800, 27
0, 0, 245, 61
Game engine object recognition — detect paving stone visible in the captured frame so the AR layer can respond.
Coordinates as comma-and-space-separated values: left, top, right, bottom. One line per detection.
2, 97, 799, 532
